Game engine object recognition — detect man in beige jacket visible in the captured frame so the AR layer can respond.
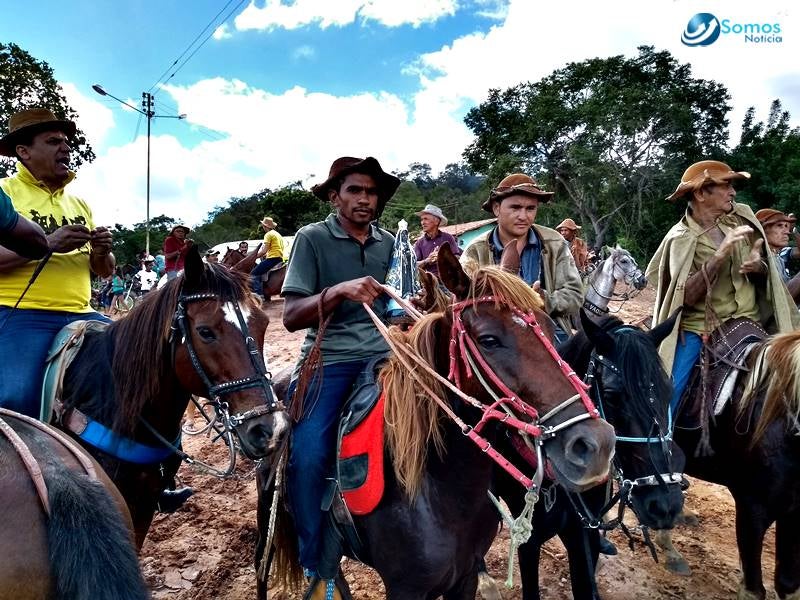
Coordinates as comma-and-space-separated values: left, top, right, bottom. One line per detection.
646, 160, 800, 413
461, 173, 582, 341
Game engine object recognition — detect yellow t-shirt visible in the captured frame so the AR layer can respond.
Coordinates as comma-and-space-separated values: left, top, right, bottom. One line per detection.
0, 163, 95, 312
263, 229, 285, 260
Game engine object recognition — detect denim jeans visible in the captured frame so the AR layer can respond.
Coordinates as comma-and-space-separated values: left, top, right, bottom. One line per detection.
250, 257, 282, 296
670, 331, 703, 414
286, 359, 370, 572
0, 307, 110, 418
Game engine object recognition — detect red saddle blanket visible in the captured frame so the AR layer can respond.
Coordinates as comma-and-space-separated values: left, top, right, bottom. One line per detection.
338, 393, 385, 515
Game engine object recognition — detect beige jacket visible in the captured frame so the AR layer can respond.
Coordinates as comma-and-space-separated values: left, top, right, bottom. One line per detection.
646, 202, 800, 373
461, 225, 583, 333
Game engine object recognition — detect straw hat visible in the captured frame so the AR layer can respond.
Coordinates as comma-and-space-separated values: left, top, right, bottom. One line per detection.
0, 108, 76, 157
260, 216, 278, 229
556, 218, 581, 231
666, 160, 750, 202
415, 204, 447, 226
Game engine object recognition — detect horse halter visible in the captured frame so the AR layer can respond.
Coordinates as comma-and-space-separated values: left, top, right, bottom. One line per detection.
171, 292, 282, 432
447, 295, 600, 489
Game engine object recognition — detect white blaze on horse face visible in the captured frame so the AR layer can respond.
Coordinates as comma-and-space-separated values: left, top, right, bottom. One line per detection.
222, 302, 251, 333
512, 314, 528, 329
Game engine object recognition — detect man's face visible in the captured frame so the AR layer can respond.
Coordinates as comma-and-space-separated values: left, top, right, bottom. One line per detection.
239, 242, 249, 253
558, 227, 575, 242
699, 182, 736, 214
765, 220, 791, 250
420, 213, 440, 234
207, 254, 219, 263
144, 262, 154, 271
492, 194, 539, 239
330, 172, 379, 228
17, 129, 71, 185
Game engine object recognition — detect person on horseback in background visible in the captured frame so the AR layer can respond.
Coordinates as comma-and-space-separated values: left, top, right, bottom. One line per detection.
646, 160, 800, 415
250, 215, 284, 299
0, 108, 115, 416
556, 217, 590, 274
413, 203, 461, 277
461, 173, 583, 342
755, 208, 800, 303
163, 224, 192, 280
282, 156, 399, 600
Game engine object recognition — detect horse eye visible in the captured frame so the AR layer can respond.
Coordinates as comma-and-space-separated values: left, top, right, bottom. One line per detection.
196, 326, 216, 342
477, 335, 502, 349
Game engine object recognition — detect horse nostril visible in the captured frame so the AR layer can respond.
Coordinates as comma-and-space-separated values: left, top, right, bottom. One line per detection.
565, 434, 599, 468
246, 422, 272, 451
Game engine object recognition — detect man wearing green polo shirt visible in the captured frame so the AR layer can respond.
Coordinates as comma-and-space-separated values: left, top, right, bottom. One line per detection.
281, 156, 399, 599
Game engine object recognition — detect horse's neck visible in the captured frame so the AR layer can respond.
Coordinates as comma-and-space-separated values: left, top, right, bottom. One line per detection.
585, 259, 616, 310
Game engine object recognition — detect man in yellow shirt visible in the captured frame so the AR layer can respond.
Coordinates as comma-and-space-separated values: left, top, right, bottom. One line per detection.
251, 216, 284, 298
0, 108, 115, 417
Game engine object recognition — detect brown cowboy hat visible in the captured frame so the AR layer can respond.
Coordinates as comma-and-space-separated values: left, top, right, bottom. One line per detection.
311, 156, 401, 215
666, 160, 750, 202
0, 108, 77, 157
482, 173, 554, 212
556, 218, 581, 231
755, 208, 796, 227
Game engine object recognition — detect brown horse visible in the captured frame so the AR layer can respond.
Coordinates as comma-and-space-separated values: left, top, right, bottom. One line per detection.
56, 245, 289, 548
258, 244, 616, 600
0, 409, 147, 600
655, 330, 800, 600
224, 244, 287, 300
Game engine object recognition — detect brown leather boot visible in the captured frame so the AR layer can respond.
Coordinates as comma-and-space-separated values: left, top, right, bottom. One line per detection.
303, 577, 343, 600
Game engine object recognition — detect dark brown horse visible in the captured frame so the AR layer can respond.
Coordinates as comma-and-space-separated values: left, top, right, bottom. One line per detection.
224, 244, 287, 300
0, 409, 147, 600
257, 244, 616, 600
56, 246, 289, 548
655, 329, 800, 600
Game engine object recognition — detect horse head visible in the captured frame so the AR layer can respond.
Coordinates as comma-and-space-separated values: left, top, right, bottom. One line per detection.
576, 308, 685, 529
433, 243, 616, 492
609, 245, 646, 290
231, 243, 262, 274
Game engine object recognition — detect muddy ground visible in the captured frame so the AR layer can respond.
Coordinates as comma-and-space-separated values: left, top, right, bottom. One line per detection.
140, 289, 776, 599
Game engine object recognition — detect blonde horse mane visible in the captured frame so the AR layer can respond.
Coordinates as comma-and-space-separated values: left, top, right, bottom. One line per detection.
740, 329, 800, 445
382, 265, 545, 499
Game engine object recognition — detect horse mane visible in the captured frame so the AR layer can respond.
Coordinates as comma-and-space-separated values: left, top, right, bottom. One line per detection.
108, 264, 256, 435
382, 265, 545, 499
741, 329, 800, 445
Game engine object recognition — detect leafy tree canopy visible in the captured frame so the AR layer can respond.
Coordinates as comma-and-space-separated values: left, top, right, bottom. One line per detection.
0, 42, 95, 178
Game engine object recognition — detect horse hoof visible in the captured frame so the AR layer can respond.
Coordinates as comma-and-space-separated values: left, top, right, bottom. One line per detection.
781, 587, 800, 600
664, 555, 691, 577
477, 571, 503, 600
676, 509, 699, 527
736, 583, 764, 600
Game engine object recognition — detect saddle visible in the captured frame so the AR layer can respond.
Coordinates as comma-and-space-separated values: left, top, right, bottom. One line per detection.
677, 318, 767, 430
40, 320, 110, 423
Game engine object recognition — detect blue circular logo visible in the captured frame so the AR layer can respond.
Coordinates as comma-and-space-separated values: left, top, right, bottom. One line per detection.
681, 13, 721, 46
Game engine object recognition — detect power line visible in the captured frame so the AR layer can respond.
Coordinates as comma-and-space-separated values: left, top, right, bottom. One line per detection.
149, 0, 248, 95
148, 0, 238, 94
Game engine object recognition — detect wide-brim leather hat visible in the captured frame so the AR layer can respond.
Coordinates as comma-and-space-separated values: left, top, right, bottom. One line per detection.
482, 173, 554, 212
666, 160, 750, 202
755, 208, 796, 226
311, 156, 401, 216
169, 224, 190, 235
0, 108, 76, 157
556, 218, 581, 231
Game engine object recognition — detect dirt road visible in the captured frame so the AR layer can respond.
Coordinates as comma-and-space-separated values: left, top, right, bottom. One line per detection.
140, 292, 773, 599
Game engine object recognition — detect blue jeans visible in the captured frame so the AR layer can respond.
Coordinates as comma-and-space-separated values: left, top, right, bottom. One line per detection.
250, 257, 282, 296
670, 331, 703, 414
0, 307, 110, 418
286, 359, 370, 572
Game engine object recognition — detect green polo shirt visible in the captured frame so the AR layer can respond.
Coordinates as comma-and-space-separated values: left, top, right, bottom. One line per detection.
282, 213, 395, 367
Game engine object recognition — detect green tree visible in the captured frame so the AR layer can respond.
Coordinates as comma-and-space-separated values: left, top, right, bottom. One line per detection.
0, 43, 95, 177
463, 46, 731, 255
726, 100, 800, 215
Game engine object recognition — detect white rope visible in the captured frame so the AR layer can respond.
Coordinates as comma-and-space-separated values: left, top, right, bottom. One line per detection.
487, 486, 539, 588
258, 449, 286, 582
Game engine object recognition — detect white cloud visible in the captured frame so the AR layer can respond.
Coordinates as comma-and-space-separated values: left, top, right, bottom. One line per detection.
233, 0, 456, 31
213, 24, 232, 40
60, 83, 115, 146
75, 0, 799, 230
292, 45, 316, 60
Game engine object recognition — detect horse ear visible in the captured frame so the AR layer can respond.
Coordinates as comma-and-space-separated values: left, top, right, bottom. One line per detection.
437, 244, 470, 300
648, 307, 682, 347
580, 309, 614, 355
182, 244, 206, 291
413, 267, 438, 312
499, 242, 520, 274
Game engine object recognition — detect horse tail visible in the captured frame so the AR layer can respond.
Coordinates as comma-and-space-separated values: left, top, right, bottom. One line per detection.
45, 464, 148, 600
271, 493, 305, 592
742, 330, 800, 447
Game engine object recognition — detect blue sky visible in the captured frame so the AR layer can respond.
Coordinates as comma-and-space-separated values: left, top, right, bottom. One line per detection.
1, 0, 797, 228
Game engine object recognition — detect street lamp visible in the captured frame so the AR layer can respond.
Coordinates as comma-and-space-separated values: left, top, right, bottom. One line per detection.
92, 84, 186, 255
